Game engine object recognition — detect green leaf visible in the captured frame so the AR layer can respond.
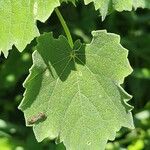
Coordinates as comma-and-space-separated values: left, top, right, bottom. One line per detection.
133, 0, 150, 9
19, 30, 134, 150
83, 0, 150, 20
84, 0, 132, 20
0, 0, 60, 57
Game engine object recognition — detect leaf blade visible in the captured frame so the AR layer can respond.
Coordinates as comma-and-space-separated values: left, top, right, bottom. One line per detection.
19, 31, 134, 150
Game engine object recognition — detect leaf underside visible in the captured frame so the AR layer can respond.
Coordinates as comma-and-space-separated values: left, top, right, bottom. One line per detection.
19, 30, 134, 150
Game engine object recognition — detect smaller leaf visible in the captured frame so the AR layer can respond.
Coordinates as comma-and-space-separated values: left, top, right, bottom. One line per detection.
84, 0, 133, 20
0, 0, 60, 57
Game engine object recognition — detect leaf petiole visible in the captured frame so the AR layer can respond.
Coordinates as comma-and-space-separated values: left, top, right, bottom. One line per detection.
55, 8, 74, 49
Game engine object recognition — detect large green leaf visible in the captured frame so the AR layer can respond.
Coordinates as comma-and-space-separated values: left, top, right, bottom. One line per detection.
19, 31, 134, 150
0, 0, 60, 57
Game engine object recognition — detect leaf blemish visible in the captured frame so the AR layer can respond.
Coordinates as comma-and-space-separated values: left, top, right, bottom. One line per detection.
27, 112, 47, 125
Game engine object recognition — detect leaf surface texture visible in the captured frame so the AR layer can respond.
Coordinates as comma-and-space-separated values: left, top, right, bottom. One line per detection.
19, 30, 134, 150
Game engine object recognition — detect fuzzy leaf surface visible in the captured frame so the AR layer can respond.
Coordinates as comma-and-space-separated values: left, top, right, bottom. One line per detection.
0, 0, 60, 57
19, 31, 134, 150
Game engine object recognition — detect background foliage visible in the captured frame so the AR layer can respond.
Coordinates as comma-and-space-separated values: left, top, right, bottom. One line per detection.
0, 1, 150, 150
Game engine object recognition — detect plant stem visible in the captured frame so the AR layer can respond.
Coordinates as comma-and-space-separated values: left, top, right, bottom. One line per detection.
55, 8, 74, 48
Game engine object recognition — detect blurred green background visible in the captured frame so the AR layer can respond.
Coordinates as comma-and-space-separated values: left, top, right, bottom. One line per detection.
0, 1, 150, 150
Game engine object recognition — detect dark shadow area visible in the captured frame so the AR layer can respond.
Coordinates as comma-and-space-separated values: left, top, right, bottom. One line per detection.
37, 33, 86, 82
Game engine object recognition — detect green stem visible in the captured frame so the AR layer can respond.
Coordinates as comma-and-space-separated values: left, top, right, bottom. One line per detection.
55, 8, 74, 48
